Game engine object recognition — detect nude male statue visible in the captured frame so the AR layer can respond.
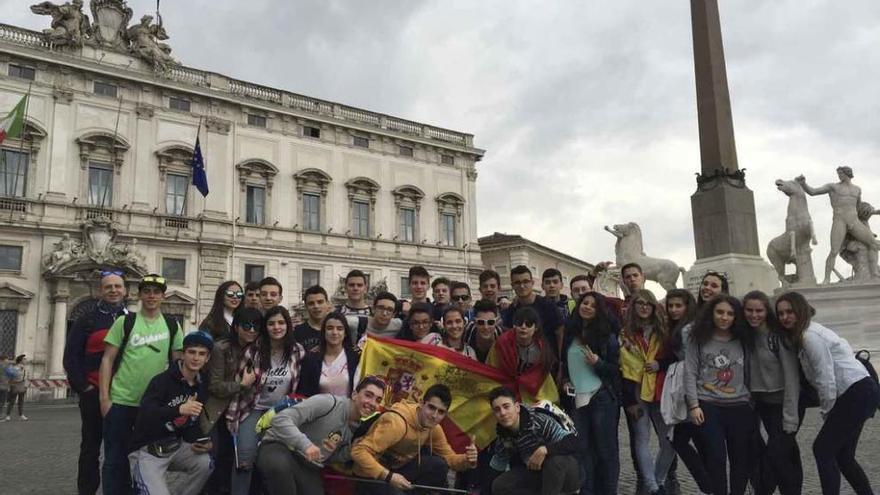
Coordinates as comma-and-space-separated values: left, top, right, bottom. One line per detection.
797, 166, 880, 284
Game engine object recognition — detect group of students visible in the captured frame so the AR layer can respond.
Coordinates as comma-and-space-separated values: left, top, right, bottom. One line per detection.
59, 263, 878, 495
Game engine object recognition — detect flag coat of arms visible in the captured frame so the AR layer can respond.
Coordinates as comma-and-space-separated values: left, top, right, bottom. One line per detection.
0, 95, 27, 144
358, 335, 526, 450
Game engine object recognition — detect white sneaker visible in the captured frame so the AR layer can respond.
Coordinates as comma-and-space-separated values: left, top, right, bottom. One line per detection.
19, 415, 28, 421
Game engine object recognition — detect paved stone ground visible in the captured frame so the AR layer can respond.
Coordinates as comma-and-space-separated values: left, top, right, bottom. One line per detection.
1, 403, 877, 494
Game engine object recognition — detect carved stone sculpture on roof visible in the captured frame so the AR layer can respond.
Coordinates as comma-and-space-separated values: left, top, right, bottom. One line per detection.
126, 15, 178, 72
89, 0, 133, 50
30, 0, 91, 47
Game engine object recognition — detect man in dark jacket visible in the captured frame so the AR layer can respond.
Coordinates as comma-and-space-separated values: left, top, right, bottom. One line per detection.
128, 331, 214, 495
63, 271, 128, 495
487, 386, 580, 495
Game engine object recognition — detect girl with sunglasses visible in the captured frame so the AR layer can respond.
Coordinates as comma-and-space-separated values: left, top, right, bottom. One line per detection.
776, 291, 879, 495
564, 291, 622, 494
620, 289, 674, 495
201, 306, 261, 495
487, 306, 558, 404
297, 312, 360, 397
228, 306, 305, 495
200, 280, 244, 340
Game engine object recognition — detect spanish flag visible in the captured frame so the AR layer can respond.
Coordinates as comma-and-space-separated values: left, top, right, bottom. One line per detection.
358, 335, 517, 450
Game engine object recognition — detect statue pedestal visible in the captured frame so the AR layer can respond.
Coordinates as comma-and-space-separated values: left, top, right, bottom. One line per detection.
686, 253, 779, 297
779, 282, 880, 352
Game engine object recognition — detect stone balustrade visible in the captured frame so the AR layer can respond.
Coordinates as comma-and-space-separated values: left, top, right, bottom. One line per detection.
0, 23, 475, 150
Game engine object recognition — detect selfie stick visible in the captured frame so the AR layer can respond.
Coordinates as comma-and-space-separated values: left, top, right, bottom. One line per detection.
323, 474, 469, 494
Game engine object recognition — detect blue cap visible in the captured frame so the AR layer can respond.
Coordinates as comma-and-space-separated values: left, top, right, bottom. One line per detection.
183, 331, 214, 351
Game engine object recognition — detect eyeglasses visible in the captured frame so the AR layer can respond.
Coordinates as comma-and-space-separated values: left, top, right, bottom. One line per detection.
225, 290, 244, 299
100, 269, 124, 277
476, 319, 497, 326
374, 306, 395, 314
451, 295, 470, 302
142, 275, 166, 285
410, 319, 431, 327
238, 322, 258, 332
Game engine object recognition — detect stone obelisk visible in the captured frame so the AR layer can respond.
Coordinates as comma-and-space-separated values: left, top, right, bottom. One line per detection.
686, 0, 777, 295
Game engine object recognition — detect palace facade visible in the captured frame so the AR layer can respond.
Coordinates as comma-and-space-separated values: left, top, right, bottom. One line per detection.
0, 11, 484, 388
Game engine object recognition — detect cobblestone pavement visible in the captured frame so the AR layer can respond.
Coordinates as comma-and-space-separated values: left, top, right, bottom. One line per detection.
1, 403, 877, 494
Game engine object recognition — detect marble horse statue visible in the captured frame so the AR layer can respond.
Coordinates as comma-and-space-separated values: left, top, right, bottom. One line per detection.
605, 222, 684, 291
766, 178, 817, 286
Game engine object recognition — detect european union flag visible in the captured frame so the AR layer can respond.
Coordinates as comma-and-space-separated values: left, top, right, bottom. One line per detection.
191, 135, 209, 197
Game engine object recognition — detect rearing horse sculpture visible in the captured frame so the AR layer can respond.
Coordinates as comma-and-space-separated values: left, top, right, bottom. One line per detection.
766, 178, 817, 286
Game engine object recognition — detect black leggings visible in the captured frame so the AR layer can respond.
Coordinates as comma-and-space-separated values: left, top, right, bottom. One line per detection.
672, 421, 711, 493
754, 400, 802, 495
813, 377, 879, 495
6, 391, 25, 416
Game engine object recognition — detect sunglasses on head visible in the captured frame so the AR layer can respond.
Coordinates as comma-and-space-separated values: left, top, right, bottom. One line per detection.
100, 269, 124, 277
225, 290, 244, 298
142, 275, 166, 285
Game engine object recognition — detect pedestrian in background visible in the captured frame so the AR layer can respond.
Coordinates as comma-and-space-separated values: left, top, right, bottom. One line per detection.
5, 354, 28, 421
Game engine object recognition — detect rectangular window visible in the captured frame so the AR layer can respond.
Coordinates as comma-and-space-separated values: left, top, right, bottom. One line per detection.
399, 146, 413, 157
441, 213, 456, 246
0, 245, 23, 271
0, 149, 28, 198
352, 200, 370, 237
353, 135, 369, 148
302, 269, 320, 290
8, 64, 35, 81
363, 273, 371, 289
161, 257, 186, 283
399, 208, 415, 242
247, 114, 267, 127
165, 173, 188, 215
244, 264, 265, 284
303, 126, 321, 138
0, 309, 17, 357
440, 154, 454, 165
400, 277, 411, 298
303, 193, 321, 232
246, 185, 266, 224
88, 163, 113, 207
93, 81, 118, 98
169, 96, 191, 112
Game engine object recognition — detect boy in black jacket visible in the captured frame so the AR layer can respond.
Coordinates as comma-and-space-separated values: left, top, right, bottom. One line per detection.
128, 332, 214, 495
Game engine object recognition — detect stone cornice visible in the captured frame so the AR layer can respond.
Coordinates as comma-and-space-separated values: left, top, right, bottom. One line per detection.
0, 23, 486, 161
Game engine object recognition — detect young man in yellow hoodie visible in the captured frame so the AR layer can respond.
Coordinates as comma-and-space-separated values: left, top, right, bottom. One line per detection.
351, 383, 478, 494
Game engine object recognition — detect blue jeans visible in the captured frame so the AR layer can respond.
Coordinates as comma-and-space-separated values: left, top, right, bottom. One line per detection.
574, 389, 619, 495
230, 409, 263, 495
102, 404, 140, 495
631, 401, 675, 492
697, 401, 757, 495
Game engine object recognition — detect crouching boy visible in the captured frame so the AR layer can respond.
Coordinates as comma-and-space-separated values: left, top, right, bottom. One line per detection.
128, 332, 214, 495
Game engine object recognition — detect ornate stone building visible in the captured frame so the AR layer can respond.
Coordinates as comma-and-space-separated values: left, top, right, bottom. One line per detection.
0, 2, 484, 386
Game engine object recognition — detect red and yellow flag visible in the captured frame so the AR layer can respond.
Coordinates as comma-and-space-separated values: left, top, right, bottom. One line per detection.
358, 335, 517, 450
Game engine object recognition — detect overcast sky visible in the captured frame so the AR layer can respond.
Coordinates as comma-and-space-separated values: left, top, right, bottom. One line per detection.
4, 0, 879, 282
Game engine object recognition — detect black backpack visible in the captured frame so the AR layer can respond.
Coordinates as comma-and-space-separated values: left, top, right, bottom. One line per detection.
855, 350, 880, 411
111, 312, 180, 374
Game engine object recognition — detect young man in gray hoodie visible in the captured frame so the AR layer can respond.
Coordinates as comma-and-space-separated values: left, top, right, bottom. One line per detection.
256, 376, 387, 495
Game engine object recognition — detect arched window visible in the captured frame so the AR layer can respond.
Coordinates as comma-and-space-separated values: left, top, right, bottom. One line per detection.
293, 168, 332, 232
436, 192, 465, 247
345, 177, 380, 238
392, 185, 424, 243
76, 131, 130, 211
0, 120, 46, 202
155, 145, 195, 217
236, 159, 278, 225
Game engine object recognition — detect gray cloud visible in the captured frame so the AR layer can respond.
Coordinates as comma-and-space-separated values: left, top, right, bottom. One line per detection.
4, 0, 879, 281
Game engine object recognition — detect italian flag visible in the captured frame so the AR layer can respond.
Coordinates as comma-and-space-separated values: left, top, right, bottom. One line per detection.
0, 95, 27, 145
